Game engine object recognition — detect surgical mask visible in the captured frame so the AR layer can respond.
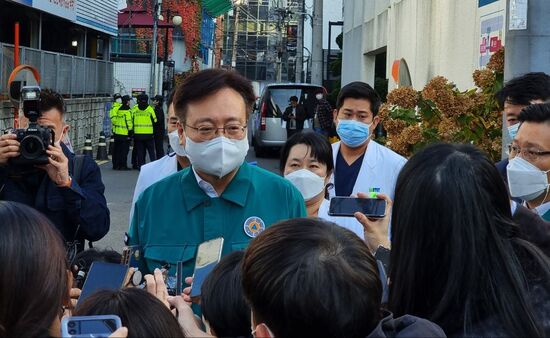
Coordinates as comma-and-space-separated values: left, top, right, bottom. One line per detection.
316, 94, 323, 100
336, 119, 371, 148
168, 130, 187, 157
508, 123, 520, 140
115, 98, 122, 104
185, 135, 249, 178
285, 169, 325, 201
507, 157, 550, 201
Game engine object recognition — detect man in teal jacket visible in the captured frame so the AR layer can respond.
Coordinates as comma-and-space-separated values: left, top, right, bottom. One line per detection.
128, 69, 306, 278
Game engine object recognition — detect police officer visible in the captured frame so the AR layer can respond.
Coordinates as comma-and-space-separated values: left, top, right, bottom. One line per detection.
128, 69, 306, 278
132, 94, 157, 169
109, 95, 133, 170
111, 93, 122, 113
152, 95, 166, 159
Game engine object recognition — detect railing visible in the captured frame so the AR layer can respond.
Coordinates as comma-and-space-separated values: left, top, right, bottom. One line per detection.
0, 43, 114, 98
111, 37, 153, 57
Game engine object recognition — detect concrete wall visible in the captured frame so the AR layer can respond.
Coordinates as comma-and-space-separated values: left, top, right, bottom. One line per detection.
0, 97, 110, 152
342, 0, 506, 90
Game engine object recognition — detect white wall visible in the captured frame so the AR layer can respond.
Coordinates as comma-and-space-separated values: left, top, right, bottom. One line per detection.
342, 0, 506, 90
304, 0, 344, 59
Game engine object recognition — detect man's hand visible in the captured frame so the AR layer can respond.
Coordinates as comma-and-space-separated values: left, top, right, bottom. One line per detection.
167, 295, 212, 337
143, 268, 170, 308
37, 143, 70, 186
0, 133, 20, 166
182, 276, 194, 304
354, 193, 392, 252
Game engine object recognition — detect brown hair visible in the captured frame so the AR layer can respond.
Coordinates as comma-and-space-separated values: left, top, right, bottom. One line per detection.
0, 201, 70, 337
173, 69, 255, 122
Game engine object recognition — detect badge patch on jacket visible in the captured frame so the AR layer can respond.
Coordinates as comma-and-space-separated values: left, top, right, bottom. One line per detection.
243, 216, 266, 238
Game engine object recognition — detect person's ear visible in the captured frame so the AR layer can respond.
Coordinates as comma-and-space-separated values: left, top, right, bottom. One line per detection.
177, 121, 186, 146
62, 124, 70, 136
371, 115, 380, 131
255, 323, 274, 338
333, 109, 338, 123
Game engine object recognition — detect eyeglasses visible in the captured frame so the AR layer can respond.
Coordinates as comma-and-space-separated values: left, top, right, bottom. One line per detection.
185, 123, 247, 140
509, 144, 550, 162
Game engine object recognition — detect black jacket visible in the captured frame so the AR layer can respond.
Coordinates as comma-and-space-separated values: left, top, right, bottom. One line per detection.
513, 203, 550, 256
367, 311, 446, 337
0, 144, 110, 249
153, 106, 165, 134
282, 105, 307, 130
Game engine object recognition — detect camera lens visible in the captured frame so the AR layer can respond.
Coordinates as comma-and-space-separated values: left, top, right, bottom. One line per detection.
20, 135, 45, 160
68, 321, 76, 328
69, 329, 77, 335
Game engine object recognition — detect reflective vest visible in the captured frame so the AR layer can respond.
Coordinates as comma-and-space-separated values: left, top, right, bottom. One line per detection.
132, 105, 157, 135
110, 106, 133, 136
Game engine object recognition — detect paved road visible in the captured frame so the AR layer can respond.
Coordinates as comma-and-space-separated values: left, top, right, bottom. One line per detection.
93, 148, 280, 251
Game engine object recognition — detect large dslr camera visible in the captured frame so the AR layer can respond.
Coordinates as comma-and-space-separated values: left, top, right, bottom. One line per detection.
9, 86, 54, 166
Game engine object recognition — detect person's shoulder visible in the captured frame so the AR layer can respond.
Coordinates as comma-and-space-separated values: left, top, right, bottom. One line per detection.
139, 166, 189, 201
369, 312, 445, 338
373, 141, 407, 164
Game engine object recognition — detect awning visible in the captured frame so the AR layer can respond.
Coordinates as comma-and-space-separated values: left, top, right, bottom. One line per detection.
202, 0, 233, 17
118, 6, 173, 28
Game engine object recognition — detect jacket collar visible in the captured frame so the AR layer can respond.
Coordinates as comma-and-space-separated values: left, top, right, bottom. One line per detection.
181, 162, 251, 211
332, 140, 380, 170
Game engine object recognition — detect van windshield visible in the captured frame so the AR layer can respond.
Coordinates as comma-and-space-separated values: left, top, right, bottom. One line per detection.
264, 86, 321, 118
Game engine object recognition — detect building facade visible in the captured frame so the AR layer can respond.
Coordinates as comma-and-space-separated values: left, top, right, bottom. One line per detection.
341, 0, 506, 91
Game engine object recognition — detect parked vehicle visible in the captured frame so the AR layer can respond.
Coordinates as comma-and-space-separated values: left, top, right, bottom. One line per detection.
250, 83, 325, 157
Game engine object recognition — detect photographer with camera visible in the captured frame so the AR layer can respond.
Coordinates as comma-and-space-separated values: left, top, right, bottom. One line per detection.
0, 88, 110, 251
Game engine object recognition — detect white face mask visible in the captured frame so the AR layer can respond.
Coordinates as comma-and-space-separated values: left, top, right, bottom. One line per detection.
507, 157, 550, 201
185, 135, 249, 178
285, 169, 326, 201
168, 130, 187, 157
316, 94, 323, 100
508, 123, 520, 140
115, 98, 122, 104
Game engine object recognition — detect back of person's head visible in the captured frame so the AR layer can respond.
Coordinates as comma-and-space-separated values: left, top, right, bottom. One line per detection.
279, 131, 334, 175
519, 101, 550, 124
389, 143, 550, 336
496, 72, 550, 108
242, 218, 382, 338
137, 94, 148, 104
0, 201, 69, 337
201, 251, 250, 338
336, 81, 381, 115
121, 95, 131, 104
73, 288, 184, 338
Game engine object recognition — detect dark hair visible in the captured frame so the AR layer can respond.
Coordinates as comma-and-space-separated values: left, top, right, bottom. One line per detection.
173, 69, 255, 121
72, 248, 122, 287
121, 95, 131, 103
40, 88, 65, 115
167, 88, 176, 108
496, 72, 550, 108
74, 288, 184, 338
388, 143, 550, 336
0, 201, 70, 337
336, 81, 381, 115
242, 218, 382, 338
279, 131, 334, 175
518, 102, 550, 124
113, 93, 122, 100
201, 251, 250, 338
289, 95, 298, 102
137, 94, 148, 103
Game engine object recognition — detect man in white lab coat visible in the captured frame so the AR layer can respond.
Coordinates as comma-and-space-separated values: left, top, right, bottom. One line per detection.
129, 91, 190, 224
329, 82, 406, 200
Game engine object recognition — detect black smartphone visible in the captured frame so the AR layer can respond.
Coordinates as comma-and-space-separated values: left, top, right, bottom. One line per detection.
61, 315, 121, 337
77, 262, 128, 306
190, 237, 224, 300
328, 197, 387, 218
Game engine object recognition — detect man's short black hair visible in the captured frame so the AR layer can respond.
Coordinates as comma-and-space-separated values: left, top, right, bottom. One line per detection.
167, 88, 176, 108
518, 102, 550, 124
173, 69, 255, 122
496, 72, 550, 108
336, 81, 381, 116
39, 88, 65, 116
137, 94, 148, 103
201, 251, 250, 337
289, 95, 299, 102
242, 218, 382, 338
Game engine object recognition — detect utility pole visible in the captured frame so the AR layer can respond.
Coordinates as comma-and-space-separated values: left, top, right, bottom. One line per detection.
295, 0, 305, 83
231, 5, 240, 68
311, 0, 323, 85
149, 0, 160, 96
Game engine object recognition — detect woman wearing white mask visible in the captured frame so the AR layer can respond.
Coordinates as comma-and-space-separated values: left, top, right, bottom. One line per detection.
281, 131, 365, 238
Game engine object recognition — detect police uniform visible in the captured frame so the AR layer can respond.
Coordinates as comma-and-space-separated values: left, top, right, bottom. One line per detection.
128, 162, 306, 277
109, 103, 133, 170
132, 104, 158, 169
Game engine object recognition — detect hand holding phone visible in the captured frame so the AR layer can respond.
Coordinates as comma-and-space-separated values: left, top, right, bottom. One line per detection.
353, 193, 393, 252
190, 238, 224, 301
328, 196, 387, 218
77, 262, 128, 307
61, 315, 121, 338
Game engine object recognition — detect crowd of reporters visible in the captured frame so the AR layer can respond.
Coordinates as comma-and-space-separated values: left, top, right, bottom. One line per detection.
0, 69, 549, 338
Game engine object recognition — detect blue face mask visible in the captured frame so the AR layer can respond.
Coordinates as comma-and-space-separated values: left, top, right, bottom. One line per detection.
508, 123, 520, 140
336, 119, 372, 148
